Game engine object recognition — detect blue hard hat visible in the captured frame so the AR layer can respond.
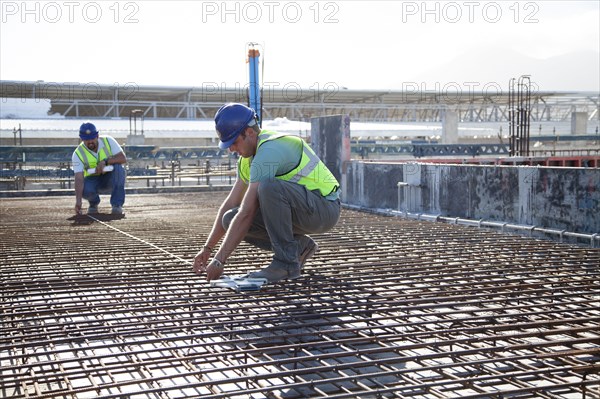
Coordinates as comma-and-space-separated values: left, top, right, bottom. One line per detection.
215, 103, 257, 150
79, 122, 99, 140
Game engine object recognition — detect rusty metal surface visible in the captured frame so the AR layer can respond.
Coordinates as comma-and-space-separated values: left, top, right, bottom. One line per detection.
1, 193, 599, 398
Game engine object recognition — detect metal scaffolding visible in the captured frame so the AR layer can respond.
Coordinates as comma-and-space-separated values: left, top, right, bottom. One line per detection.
1, 193, 599, 398
2, 80, 598, 123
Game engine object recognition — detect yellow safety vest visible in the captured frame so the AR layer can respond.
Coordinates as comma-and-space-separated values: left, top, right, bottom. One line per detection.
238, 131, 339, 197
75, 137, 113, 177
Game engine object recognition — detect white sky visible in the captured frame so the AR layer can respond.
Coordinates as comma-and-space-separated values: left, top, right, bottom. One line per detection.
1, 1, 599, 92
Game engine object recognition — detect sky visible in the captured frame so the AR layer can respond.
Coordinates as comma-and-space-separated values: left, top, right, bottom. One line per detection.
1, 0, 599, 93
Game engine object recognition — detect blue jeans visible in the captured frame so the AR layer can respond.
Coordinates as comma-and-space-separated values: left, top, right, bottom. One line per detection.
83, 164, 126, 207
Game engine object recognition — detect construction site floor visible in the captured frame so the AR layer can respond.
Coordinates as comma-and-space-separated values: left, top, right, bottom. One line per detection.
1, 193, 599, 398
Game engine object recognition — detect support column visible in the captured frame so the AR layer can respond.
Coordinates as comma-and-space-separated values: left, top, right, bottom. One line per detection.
571, 112, 588, 135
310, 114, 351, 199
128, 109, 145, 145
126, 134, 145, 145
442, 110, 458, 144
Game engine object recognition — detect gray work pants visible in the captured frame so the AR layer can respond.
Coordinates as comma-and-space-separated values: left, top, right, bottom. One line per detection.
222, 179, 340, 269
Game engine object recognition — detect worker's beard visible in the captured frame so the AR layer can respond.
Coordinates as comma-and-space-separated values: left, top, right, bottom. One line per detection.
86, 141, 98, 152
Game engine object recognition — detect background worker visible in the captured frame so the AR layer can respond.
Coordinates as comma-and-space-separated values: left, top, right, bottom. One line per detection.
193, 103, 341, 283
72, 122, 127, 215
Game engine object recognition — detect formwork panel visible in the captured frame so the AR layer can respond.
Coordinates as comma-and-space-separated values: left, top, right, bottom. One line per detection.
1, 193, 599, 399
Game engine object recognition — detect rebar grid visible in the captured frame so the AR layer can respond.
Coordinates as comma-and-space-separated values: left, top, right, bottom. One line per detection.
1, 194, 599, 399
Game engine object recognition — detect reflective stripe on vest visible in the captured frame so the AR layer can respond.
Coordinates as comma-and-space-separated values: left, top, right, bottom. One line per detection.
238, 131, 339, 197
75, 137, 113, 177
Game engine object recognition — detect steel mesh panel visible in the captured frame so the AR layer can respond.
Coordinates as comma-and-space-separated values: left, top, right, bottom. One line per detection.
1, 193, 599, 399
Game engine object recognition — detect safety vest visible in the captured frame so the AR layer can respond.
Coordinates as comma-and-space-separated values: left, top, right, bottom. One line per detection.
238, 131, 340, 197
75, 136, 113, 177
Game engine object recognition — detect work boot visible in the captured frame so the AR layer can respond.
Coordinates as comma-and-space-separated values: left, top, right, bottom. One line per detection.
247, 264, 301, 283
87, 205, 98, 214
111, 206, 123, 215
298, 235, 319, 271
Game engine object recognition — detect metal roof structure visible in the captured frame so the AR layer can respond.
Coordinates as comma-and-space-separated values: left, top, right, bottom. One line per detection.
1, 192, 599, 398
2, 80, 598, 122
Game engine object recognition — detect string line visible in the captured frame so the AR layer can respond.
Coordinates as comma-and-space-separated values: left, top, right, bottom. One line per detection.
87, 214, 193, 266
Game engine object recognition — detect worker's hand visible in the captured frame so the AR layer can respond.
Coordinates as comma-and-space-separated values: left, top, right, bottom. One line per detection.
96, 162, 105, 174
194, 254, 224, 281
193, 247, 212, 274
75, 203, 82, 215
205, 258, 225, 281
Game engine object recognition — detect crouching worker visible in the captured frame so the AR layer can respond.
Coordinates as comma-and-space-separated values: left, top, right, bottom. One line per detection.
73, 122, 127, 215
193, 103, 341, 283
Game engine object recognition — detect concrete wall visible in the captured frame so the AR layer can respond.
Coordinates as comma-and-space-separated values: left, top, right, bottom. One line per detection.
345, 161, 600, 234
308, 115, 599, 235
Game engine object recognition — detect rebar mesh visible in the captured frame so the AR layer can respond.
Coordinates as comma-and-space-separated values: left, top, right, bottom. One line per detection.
1, 193, 599, 398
